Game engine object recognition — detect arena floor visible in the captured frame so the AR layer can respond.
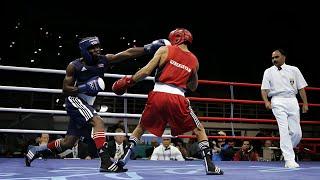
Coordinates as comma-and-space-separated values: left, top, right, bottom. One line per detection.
0, 158, 320, 179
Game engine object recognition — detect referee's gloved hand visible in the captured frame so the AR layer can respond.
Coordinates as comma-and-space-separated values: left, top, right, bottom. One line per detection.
112, 76, 135, 95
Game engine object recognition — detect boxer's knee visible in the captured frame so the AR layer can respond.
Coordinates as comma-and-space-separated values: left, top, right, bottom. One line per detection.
90, 116, 105, 129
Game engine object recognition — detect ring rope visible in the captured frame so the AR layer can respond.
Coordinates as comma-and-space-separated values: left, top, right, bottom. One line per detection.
198, 79, 320, 91
1, 129, 319, 141
0, 65, 155, 80
0, 85, 148, 98
188, 97, 320, 107
0, 129, 172, 138
0, 107, 141, 118
177, 135, 320, 141
1, 85, 319, 107
199, 117, 320, 125
1, 65, 319, 90
1, 107, 319, 125
1, 65, 320, 143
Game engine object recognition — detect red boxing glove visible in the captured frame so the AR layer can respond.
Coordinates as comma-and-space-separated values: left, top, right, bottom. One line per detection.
112, 76, 135, 95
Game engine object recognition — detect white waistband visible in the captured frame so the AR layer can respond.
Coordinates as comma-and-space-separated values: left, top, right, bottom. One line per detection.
272, 94, 296, 98
153, 82, 185, 96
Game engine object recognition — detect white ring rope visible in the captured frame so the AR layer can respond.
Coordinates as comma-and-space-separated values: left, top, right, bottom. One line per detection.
0, 85, 148, 98
0, 107, 142, 118
0, 129, 174, 138
0, 65, 155, 80
0, 65, 151, 136
0, 65, 65, 74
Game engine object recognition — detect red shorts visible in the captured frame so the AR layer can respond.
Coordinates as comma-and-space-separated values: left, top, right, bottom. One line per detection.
140, 91, 201, 137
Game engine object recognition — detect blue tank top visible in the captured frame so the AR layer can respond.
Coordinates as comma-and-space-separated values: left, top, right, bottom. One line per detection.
71, 56, 108, 87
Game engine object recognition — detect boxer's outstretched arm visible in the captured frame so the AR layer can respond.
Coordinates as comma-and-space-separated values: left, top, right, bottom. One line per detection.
106, 47, 146, 63
106, 39, 169, 63
132, 46, 167, 82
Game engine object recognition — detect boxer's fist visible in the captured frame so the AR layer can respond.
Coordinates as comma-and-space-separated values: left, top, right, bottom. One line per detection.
112, 76, 135, 95
144, 39, 171, 55
78, 76, 105, 96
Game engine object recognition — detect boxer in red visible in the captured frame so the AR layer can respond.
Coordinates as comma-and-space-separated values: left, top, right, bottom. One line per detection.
112, 28, 223, 175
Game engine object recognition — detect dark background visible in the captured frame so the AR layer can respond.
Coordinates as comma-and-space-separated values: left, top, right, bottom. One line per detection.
1, 1, 319, 100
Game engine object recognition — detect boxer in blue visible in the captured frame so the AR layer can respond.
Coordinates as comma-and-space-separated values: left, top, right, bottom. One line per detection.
25, 36, 169, 172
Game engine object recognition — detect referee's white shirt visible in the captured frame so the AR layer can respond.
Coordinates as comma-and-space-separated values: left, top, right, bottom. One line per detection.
150, 144, 185, 161
261, 64, 308, 97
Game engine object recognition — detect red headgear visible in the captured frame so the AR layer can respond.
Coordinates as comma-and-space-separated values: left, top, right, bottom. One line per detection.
168, 28, 193, 45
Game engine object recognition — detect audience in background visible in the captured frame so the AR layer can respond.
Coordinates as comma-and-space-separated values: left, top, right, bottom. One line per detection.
150, 136, 184, 161
261, 140, 276, 161
106, 128, 135, 161
173, 138, 189, 159
252, 129, 273, 157
212, 131, 227, 161
220, 139, 236, 161
107, 120, 125, 141
35, 133, 55, 159
37, 133, 50, 145
145, 138, 160, 159
233, 140, 259, 161
187, 138, 202, 159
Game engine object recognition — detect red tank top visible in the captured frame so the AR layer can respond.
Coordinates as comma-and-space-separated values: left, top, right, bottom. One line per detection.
155, 45, 198, 89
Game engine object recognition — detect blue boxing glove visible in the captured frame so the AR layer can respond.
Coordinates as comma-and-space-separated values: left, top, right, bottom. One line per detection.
144, 39, 171, 55
78, 76, 105, 96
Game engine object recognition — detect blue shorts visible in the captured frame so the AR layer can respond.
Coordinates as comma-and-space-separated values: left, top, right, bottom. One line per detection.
65, 96, 98, 138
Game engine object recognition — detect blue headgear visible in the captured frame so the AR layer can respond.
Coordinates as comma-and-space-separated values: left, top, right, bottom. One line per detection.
79, 36, 100, 65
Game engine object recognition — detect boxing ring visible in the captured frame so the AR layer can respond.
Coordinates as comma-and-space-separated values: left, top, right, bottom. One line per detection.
1, 158, 320, 179
1, 65, 320, 179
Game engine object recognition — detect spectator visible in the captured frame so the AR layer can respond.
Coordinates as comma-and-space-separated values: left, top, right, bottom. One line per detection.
251, 129, 272, 157
261, 140, 276, 161
217, 131, 227, 146
107, 120, 125, 141
212, 131, 227, 161
106, 128, 135, 161
38, 133, 50, 145
233, 140, 259, 161
36, 133, 55, 159
150, 136, 184, 161
187, 138, 202, 159
145, 138, 159, 159
220, 139, 236, 161
174, 139, 189, 159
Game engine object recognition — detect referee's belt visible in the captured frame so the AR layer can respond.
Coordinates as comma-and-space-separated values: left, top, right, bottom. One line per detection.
272, 94, 296, 98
